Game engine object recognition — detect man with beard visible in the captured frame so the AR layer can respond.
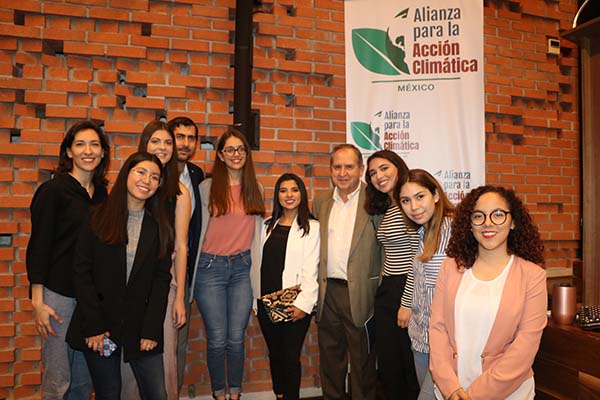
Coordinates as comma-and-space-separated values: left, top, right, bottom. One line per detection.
168, 116, 205, 393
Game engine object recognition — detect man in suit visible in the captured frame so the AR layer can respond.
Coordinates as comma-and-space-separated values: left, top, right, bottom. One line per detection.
313, 144, 382, 400
167, 116, 205, 391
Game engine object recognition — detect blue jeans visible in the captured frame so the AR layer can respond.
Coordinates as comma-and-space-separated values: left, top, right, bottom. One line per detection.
413, 349, 436, 400
42, 287, 92, 400
193, 250, 253, 397
84, 347, 166, 400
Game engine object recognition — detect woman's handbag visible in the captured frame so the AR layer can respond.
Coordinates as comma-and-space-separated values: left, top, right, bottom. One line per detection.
261, 285, 301, 323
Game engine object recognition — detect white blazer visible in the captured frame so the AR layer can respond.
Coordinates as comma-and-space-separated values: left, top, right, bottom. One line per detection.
251, 217, 320, 314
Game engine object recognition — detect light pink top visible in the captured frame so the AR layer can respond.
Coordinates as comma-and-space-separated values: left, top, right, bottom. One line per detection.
202, 184, 255, 255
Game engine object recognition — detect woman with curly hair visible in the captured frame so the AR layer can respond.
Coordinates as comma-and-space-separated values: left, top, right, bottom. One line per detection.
365, 150, 420, 400
429, 186, 546, 400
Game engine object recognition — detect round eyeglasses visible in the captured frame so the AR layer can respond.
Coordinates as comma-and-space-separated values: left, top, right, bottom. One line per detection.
221, 145, 247, 156
470, 209, 511, 226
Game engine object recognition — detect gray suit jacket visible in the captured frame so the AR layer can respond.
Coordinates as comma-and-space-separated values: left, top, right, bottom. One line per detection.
313, 183, 383, 327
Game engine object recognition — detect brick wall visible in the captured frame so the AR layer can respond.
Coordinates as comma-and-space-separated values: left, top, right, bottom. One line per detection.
0, 0, 579, 398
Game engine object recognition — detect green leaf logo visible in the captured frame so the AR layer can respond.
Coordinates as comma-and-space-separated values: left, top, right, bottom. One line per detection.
352, 28, 410, 76
351, 122, 382, 151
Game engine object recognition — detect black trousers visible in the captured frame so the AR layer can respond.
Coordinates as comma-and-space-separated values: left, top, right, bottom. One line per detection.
375, 275, 419, 400
257, 303, 311, 400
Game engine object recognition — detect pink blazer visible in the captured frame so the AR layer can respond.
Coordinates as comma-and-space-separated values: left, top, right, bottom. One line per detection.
429, 256, 547, 400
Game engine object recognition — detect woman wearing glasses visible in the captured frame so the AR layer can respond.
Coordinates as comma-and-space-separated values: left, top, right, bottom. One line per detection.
429, 186, 547, 400
191, 128, 265, 400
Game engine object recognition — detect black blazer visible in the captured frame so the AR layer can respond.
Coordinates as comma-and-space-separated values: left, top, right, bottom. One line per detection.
66, 212, 171, 362
186, 161, 204, 287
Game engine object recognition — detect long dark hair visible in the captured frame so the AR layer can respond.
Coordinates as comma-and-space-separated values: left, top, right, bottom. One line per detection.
266, 173, 315, 237
138, 120, 181, 199
446, 185, 544, 269
56, 120, 110, 187
91, 152, 169, 257
364, 150, 409, 215
138, 120, 181, 254
400, 169, 454, 263
209, 128, 265, 217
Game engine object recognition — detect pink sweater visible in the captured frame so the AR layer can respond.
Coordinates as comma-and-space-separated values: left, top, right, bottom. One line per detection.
429, 256, 547, 400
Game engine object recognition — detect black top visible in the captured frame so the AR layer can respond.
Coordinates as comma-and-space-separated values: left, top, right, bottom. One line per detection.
260, 224, 291, 296
26, 173, 108, 298
66, 212, 171, 362
186, 161, 204, 287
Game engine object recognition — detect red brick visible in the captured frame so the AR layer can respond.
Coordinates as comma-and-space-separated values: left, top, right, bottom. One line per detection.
106, 45, 147, 59
110, 0, 148, 10
104, 120, 145, 134
89, 7, 130, 21
124, 96, 164, 110
45, 80, 89, 93
24, 91, 67, 105
45, 105, 88, 119
0, 77, 41, 90
126, 71, 165, 85
42, 3, 87, 17
131, 11, 170, 24
63, 42, 105, 56
171, 38, 210, 52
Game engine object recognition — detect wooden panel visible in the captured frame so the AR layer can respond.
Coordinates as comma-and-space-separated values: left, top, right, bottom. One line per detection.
578, 372, 600, 400
534, 320, 600, 399
563, 17, 600, 305
534, 354, 578, 399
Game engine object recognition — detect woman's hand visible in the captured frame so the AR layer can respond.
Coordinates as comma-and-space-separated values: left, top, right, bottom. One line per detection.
397, 306, 412, 328
140, 338, 158, 351
285, 306, 307, 322
172, 296, 187, 329
31, 284, 62, 340
32, 301, 61, 340
448, 387, 471, 400
85, 332, 109, 354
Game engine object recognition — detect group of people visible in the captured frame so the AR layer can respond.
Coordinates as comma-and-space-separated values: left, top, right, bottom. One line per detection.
26, 119, 548, 400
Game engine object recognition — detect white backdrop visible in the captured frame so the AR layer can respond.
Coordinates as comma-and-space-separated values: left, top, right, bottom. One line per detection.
345, 0, 485, 201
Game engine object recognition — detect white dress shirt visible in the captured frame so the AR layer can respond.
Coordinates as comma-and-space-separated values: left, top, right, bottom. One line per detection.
326, 184, 361, 280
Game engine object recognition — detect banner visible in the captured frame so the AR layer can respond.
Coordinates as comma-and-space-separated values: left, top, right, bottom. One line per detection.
344, 1, 485, 202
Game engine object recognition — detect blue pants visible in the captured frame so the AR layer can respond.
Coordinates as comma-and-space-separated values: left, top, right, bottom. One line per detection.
42, 287, 92, 400
193, 250, 253, 397
413, 349, 436, 400
84, 348, 166, 400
